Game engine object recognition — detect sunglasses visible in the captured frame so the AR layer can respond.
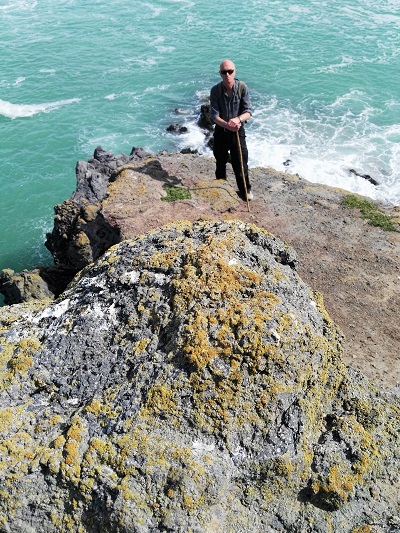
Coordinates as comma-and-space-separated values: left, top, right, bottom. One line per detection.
220, 69, 234, 75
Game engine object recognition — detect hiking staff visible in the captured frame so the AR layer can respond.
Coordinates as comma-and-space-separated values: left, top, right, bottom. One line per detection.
236, 130, 250, 212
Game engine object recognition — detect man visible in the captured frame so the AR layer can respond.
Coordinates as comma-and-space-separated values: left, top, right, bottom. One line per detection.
210, 59, 253, 201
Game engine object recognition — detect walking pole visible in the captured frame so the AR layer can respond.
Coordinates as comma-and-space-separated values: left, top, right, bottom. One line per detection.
236, 130, 250, 212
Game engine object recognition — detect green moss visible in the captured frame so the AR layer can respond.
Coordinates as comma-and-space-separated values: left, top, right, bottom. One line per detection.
342, 195, 397, 231
161, 186, 192, 202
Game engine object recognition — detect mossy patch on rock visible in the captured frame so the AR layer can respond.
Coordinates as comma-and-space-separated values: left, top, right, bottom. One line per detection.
161, 186, 192, 202
342, 194, 397, 231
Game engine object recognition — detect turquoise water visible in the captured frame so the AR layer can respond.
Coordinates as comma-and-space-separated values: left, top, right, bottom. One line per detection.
1, 0, 399, 280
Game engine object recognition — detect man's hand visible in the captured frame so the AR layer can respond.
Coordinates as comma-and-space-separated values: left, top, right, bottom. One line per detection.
226, 118, 241, 131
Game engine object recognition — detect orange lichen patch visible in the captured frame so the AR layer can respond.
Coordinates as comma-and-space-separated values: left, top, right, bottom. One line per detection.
140, 385, 180, 419
85, 398, 121, 421
0, 430, 36, 466
308, 412, 382, 511
145, 248, 186, 271
58, 416, 88, 485
172, 235, 281, 374
339, 416, 380, 481
311, 464, 357, 509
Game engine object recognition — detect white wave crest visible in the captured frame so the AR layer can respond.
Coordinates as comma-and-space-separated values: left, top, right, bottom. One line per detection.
0, 98, 81, 119
0, 0, 37, 12
13, 77, 26, 86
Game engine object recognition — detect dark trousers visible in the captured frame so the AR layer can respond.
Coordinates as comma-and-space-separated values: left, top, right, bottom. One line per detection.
213, 126, 251, 195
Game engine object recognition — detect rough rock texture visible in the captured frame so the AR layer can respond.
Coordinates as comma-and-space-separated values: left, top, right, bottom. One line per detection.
0, 266, 77, 305
1, 148, 399, 390
44, 146, 150, 270
0, 220, 399, 532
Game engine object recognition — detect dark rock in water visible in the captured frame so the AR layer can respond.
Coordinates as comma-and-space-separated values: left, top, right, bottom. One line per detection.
349, 168, 379, 186
197, 104, 214, 131
174, 107, 191, 115
0, 220, 398, 532
93, 146, 115, 162
180, 147, 198, 154
166, 123, 188, 133
130, 146, 151, 161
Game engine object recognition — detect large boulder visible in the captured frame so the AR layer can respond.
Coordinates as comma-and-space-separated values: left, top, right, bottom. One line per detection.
0, 220, 398, 532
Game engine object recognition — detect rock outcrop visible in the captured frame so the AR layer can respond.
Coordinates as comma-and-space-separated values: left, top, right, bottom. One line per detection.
45, 146, 151, 271
0, 220, 398, 532
1, 147, 399, 389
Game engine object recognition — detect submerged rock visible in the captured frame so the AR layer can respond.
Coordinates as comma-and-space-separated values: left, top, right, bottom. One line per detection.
0, 220, 398, 532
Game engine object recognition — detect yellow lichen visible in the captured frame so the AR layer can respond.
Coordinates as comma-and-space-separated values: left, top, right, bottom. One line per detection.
85, 398, 121, 420
59, 416, 86, 484
140, 385, 179, 419
311, 464, 356, 508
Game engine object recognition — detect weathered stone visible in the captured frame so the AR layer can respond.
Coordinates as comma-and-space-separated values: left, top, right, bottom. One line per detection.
43, 146, 151, 273
0, 266, 76, 305
0, 268, 53, 304
0, 220, 398, 532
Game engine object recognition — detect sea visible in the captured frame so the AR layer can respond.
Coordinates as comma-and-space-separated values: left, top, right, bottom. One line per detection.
1, 0, 399, 298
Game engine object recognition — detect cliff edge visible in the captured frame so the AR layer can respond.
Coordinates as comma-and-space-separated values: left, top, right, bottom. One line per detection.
3, 147, 398, 387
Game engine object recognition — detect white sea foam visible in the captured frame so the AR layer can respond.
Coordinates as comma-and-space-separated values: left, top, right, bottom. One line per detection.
13, 77, 26, 86
372, 13, 400, 26
181, 89, 400, 205
141, 2, 166, 17
125, 57, 158, 68
144, 84, 171, 93
156, 46, 175, 53
0, 98, 81, 119
315, 55, 355, 74
0, 0, 37, 12
149, 36, 165, 47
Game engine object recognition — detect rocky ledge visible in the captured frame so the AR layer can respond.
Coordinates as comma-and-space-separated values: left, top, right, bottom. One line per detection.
1, 147, 399, 388
0, 220, 399, 532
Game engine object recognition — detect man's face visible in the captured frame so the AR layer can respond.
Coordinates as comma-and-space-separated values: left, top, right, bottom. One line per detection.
220, 61, 236, 88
